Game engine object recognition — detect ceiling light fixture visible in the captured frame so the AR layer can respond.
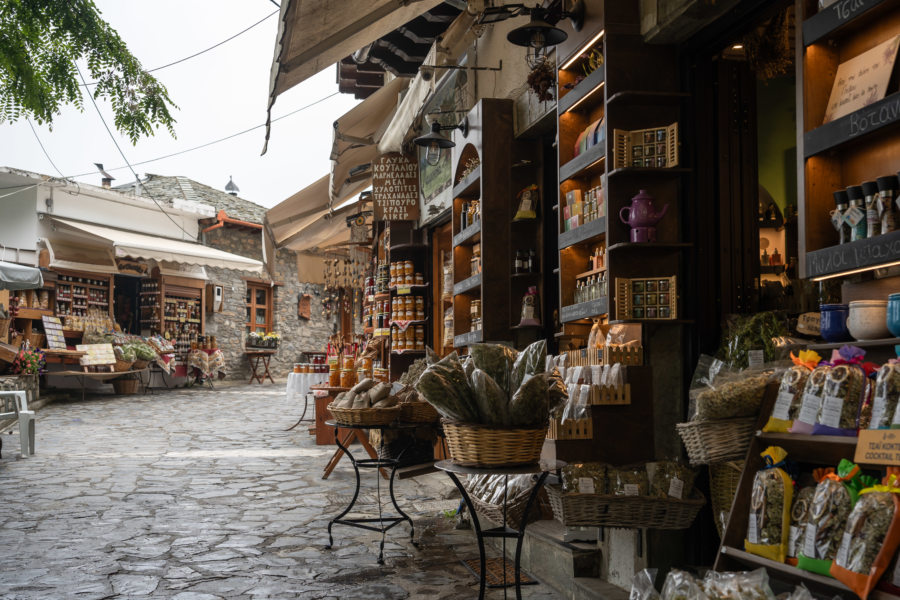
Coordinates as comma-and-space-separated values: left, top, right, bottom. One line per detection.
413, 118, 469, 166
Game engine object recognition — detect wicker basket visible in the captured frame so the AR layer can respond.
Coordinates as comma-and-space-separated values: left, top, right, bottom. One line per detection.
469, 491, 545, 530
327, 403, 402, 426
545, 485, 705, 530
112, 378, 139, 394
26, 332, 45, 349
400, 401, 440, 423
113, 359, 134, 372
709, 460, 744, 539
442, 419, 546, 467
675, 417, 756, 466
132, 359, 150, 370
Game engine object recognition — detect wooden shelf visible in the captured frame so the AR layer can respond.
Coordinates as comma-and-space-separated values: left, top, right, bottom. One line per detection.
452, 222, 481, 247
607, 166, 692, 179
610, 318, 694, 325
760, 265, 785, 275
559, 143, 606, 182
390, 319, 427, 332
558, 217, 606, 250
453, 273, 482, 296
560, 297, 608, 323
392, 349, 425, 355
391, 283, 430, 294
804, 91, 900, 157
558, 65, 605, 114
14, 308, 53, 319
606, 90, 689, 106
756, 431, 857, 465
510, 323, 542, 330
389, 242, 427, 252
805, 229, 900, 278
452, 166, 481, 199
453, 329, 483, 348
511, 271, 540, 279
575, 266, 605, 280
802, 0, 892, 46
806, 337, 900, 351
606, 242, 693, 252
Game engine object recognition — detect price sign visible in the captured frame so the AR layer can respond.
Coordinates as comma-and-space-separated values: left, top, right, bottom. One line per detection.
855, 429, 900, 466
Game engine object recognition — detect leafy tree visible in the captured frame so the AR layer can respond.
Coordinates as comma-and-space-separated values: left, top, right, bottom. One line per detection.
0, 0, 176, 143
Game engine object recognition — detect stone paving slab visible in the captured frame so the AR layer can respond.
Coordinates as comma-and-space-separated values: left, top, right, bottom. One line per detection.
0, 384, 559, 599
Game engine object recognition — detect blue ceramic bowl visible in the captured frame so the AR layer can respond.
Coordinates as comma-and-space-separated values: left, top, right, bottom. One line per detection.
888, 293, 900, 338
820, 303, 852, 343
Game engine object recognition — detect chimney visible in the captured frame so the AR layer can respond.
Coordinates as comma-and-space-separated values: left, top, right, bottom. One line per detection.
94, 163, 115, 189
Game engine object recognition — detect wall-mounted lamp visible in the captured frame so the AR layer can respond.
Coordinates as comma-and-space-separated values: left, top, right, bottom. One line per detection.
499, 1, 585, 50
413, 117, 469, 166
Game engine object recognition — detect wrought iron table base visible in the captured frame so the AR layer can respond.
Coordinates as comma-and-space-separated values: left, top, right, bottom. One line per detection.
325, 423, 418, 564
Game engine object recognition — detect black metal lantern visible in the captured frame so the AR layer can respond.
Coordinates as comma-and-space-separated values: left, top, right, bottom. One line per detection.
413, 118, 469, 166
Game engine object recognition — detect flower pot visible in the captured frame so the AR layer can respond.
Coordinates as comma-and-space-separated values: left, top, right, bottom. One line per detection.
847, 300, 890, 341
819, 303, 852, 343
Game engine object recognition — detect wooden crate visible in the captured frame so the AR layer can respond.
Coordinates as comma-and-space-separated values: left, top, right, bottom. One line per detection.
615, 276, 678, 321
564, 348, 603, 367
603, 345, 643, 366
612, 122, 678, 170
590, 383, 631, 405
548, 415, 593, 440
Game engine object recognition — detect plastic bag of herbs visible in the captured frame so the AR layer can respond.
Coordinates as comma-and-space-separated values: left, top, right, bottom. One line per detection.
868, 361, 900, 429
831, 476, 900, 600
787, 485, 816, 565
813, 346, 873, 437
763, 350, 821, 433
647, 461, 696, 500
414, 341, 566, 428
609, 465, 649, 497
789, 363, 833, 435
701, 568, 777, 600
660, 569, 705, 600
797, 460, 874, 576
561, 462, 608, 494
745, 446, 793, 562
719, 311, 789, 370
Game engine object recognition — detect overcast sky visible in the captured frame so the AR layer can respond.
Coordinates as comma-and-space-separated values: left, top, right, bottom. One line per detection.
0, 0, 361, 208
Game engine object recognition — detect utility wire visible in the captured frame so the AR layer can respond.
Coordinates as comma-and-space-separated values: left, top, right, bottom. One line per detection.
64, 91, 341, 179
28, 119, 66, 179
76, 63, 196, 240
80, 10, 278, 87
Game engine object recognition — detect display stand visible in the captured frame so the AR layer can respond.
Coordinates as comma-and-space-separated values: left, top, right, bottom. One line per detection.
435, 460, 564, 600
324, 421, 419, 564
245, 349, 275, 384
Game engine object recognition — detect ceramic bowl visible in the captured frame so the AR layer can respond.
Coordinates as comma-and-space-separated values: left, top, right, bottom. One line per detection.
847, 300, 890, 341
888, 293, 900, 338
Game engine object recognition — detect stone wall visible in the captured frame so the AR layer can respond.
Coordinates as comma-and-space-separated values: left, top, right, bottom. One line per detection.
202, 226, 338, 380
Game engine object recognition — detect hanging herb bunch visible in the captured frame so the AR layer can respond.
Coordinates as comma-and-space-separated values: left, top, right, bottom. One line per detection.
527, 59, 556, 103
743, 7, 792, 81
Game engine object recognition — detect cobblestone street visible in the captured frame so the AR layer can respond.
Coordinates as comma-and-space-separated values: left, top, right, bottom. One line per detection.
0, 383, 559, 599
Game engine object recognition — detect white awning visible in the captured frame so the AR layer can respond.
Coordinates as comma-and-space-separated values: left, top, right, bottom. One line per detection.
330, 76, 408, 204
267, 175, 332, 245
51, 218, 262, 273
41, 238, 119, 274
0, 261, 43, 291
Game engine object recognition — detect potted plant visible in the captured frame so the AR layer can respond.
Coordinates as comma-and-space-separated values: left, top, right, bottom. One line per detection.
247, 331, 261, 348
12, 346, 46, 376
264, 332, 281, 348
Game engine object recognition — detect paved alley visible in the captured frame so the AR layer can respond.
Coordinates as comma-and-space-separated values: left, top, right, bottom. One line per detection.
0, 384, 559, 599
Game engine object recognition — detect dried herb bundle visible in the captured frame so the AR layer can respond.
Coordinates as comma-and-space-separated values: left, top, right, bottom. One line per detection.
873, 363, 900, 428
693, 373, 770, 421
749, 470, 786, 545
837, 491, 895, 574
789, 486, 816, 559
772, 365, 811, 421
804, 478, 852, 560
561, 463, 607, 494
818, 365, 866, 429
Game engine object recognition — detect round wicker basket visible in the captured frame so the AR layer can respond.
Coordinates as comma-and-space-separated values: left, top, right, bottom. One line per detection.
441, 419, 546, 468
400, 401, 439, 423
113, 359, 134, 372
132, 359, 150, 370
112, 379, 139, 394
675, 417, 756, 466
545, 485, 705, 530
327, 403, 401, 427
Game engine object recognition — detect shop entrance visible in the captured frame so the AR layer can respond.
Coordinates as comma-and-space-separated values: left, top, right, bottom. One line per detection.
114, 275, 141, 334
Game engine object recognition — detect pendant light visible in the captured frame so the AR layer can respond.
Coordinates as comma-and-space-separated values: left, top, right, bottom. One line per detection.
504, 1, 585, 50
413, 118, 469, 166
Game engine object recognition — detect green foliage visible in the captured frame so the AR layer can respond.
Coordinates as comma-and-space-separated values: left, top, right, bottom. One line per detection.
0, 0, 176, 143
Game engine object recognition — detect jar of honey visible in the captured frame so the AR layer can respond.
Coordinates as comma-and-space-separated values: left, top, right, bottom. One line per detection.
415, 273, 424, 285
339, 369, 356, 388
361, 356, 372, 371
293, 364, 302, 373
329, 369, 341, 387
404, 260, 414, 277
373, 367, 389, 383
415, 325, 425, 350
342, 355, 356, 370
415, 296, 424, 319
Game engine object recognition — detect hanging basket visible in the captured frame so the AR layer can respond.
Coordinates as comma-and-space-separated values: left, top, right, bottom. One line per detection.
442, 419, 546, 468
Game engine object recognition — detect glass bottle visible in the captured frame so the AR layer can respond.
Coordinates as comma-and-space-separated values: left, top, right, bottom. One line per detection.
862, 180, 881, 239
846, 185, 867, 242
877, 175, 898, 234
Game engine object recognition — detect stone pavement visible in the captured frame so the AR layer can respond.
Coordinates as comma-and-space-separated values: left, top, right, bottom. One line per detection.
0, 383, 560, 599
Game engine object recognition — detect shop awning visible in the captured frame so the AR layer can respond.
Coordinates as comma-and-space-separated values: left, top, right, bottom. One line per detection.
41, 238, 119, 274
51, 218, 263, 272
330, 76, 409, 204
266, 175, 332, 245
0, 261, 43, 291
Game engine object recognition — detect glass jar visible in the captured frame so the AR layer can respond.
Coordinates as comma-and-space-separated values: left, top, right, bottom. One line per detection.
340, 369, 356, 388
404, 260, 414, 278
414, 325, 425, 350
342, 355, 356, 370
415, 273, 424, 285
294, 363, 302, 373
470, 299, 482, 320
329, 369, 341, 387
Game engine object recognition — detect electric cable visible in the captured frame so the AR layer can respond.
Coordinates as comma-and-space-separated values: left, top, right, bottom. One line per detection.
28, 119, 67, 179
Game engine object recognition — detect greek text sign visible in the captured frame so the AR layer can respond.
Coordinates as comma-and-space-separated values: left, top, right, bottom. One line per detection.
373, 153, 420, 221
824, 34, 900, 123
856, 429, 900, 466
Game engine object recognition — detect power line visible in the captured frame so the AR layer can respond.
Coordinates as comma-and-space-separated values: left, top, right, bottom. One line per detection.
28, 119, 66, 178
80, 10, 278, 87
64, 91, 341, 179
75, 64, 196, 240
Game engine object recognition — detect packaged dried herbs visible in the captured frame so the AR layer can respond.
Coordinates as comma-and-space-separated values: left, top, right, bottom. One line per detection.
814, 349, 868, 435
720, 311, 789, 369
561, 462, 607, 494
660, 569, 704, 600
647, 461, 695, 500
745, 446, 793, 562
831, 478, 900, 600
469, 343, 517, 396
468, 368, 510, 426
797, 470, 854, 575
610, 465, 649, 496
764, 351, 819, 433
869, 362, 900, 429
788, 486, 815, 561
691, 372, 771, 421
508, 372, 550, 426
415, 352, 479, 422
701, 568, 776, 600
790, 364, 832, 434
510, 340, 546, 393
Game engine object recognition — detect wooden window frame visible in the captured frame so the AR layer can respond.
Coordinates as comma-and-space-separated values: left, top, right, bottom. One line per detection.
245, 282, 273, 334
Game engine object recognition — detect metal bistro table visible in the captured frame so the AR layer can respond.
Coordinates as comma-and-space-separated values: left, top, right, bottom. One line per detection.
435, 459, 565, 600
324, 420, 419, 564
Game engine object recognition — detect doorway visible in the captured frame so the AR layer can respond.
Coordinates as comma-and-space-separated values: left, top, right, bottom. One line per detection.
114, 275, 141, 334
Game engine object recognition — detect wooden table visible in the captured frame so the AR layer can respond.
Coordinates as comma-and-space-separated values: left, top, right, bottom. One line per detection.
51, 368, 148, 401
245, 349, 276, 384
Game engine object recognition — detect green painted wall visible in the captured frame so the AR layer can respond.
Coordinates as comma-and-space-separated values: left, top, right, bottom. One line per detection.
756, 75, 797, 213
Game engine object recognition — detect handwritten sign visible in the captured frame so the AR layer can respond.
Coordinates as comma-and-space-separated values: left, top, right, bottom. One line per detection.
42, 316, 67, 350
373, 153, 420, 221
855, 429, 900, 466
824, 34, 900, 123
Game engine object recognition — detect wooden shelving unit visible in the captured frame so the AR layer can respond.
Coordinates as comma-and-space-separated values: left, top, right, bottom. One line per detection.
449, 98, 516, 350
797, 0, 900, 279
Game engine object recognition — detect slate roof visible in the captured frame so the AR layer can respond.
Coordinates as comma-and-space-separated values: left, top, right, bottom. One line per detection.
116, 174, 268, 225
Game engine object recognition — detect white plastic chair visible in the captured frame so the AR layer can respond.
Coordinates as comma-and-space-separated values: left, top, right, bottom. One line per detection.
0, 390, 35, 458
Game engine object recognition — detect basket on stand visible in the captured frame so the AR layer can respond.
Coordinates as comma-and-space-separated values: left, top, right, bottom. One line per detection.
442, 419, 546, 467
400, 401, 440, 423
709, 460, 744, 539
545, 485, 705, 530
469, 490, 547, 530
132, 359, 150, 370
327, 403, 401, 427
112, 378, 139, 394
675, 417, 756, 466
113, 359, 134, 372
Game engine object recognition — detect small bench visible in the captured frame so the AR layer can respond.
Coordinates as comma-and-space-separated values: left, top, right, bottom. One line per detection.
0, 390, 35, 458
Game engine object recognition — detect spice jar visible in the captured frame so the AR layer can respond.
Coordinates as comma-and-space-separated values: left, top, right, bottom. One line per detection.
415, 273, 424, 285
846, 185, 867, 242
415, 325, 425, 350
404, 296, 414, 320
878, 175, 898, 234
403, 327, 414, 350
471, 245, 481, 276
415, 296, 425, 320
470, 299, 482, 320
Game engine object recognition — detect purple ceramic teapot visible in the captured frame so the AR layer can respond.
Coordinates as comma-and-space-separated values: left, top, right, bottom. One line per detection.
620, 190, 668, 242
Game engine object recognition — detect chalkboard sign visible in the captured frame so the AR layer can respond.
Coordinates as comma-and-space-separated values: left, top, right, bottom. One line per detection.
806, 230, 900, 278
373, 153, 420, 221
